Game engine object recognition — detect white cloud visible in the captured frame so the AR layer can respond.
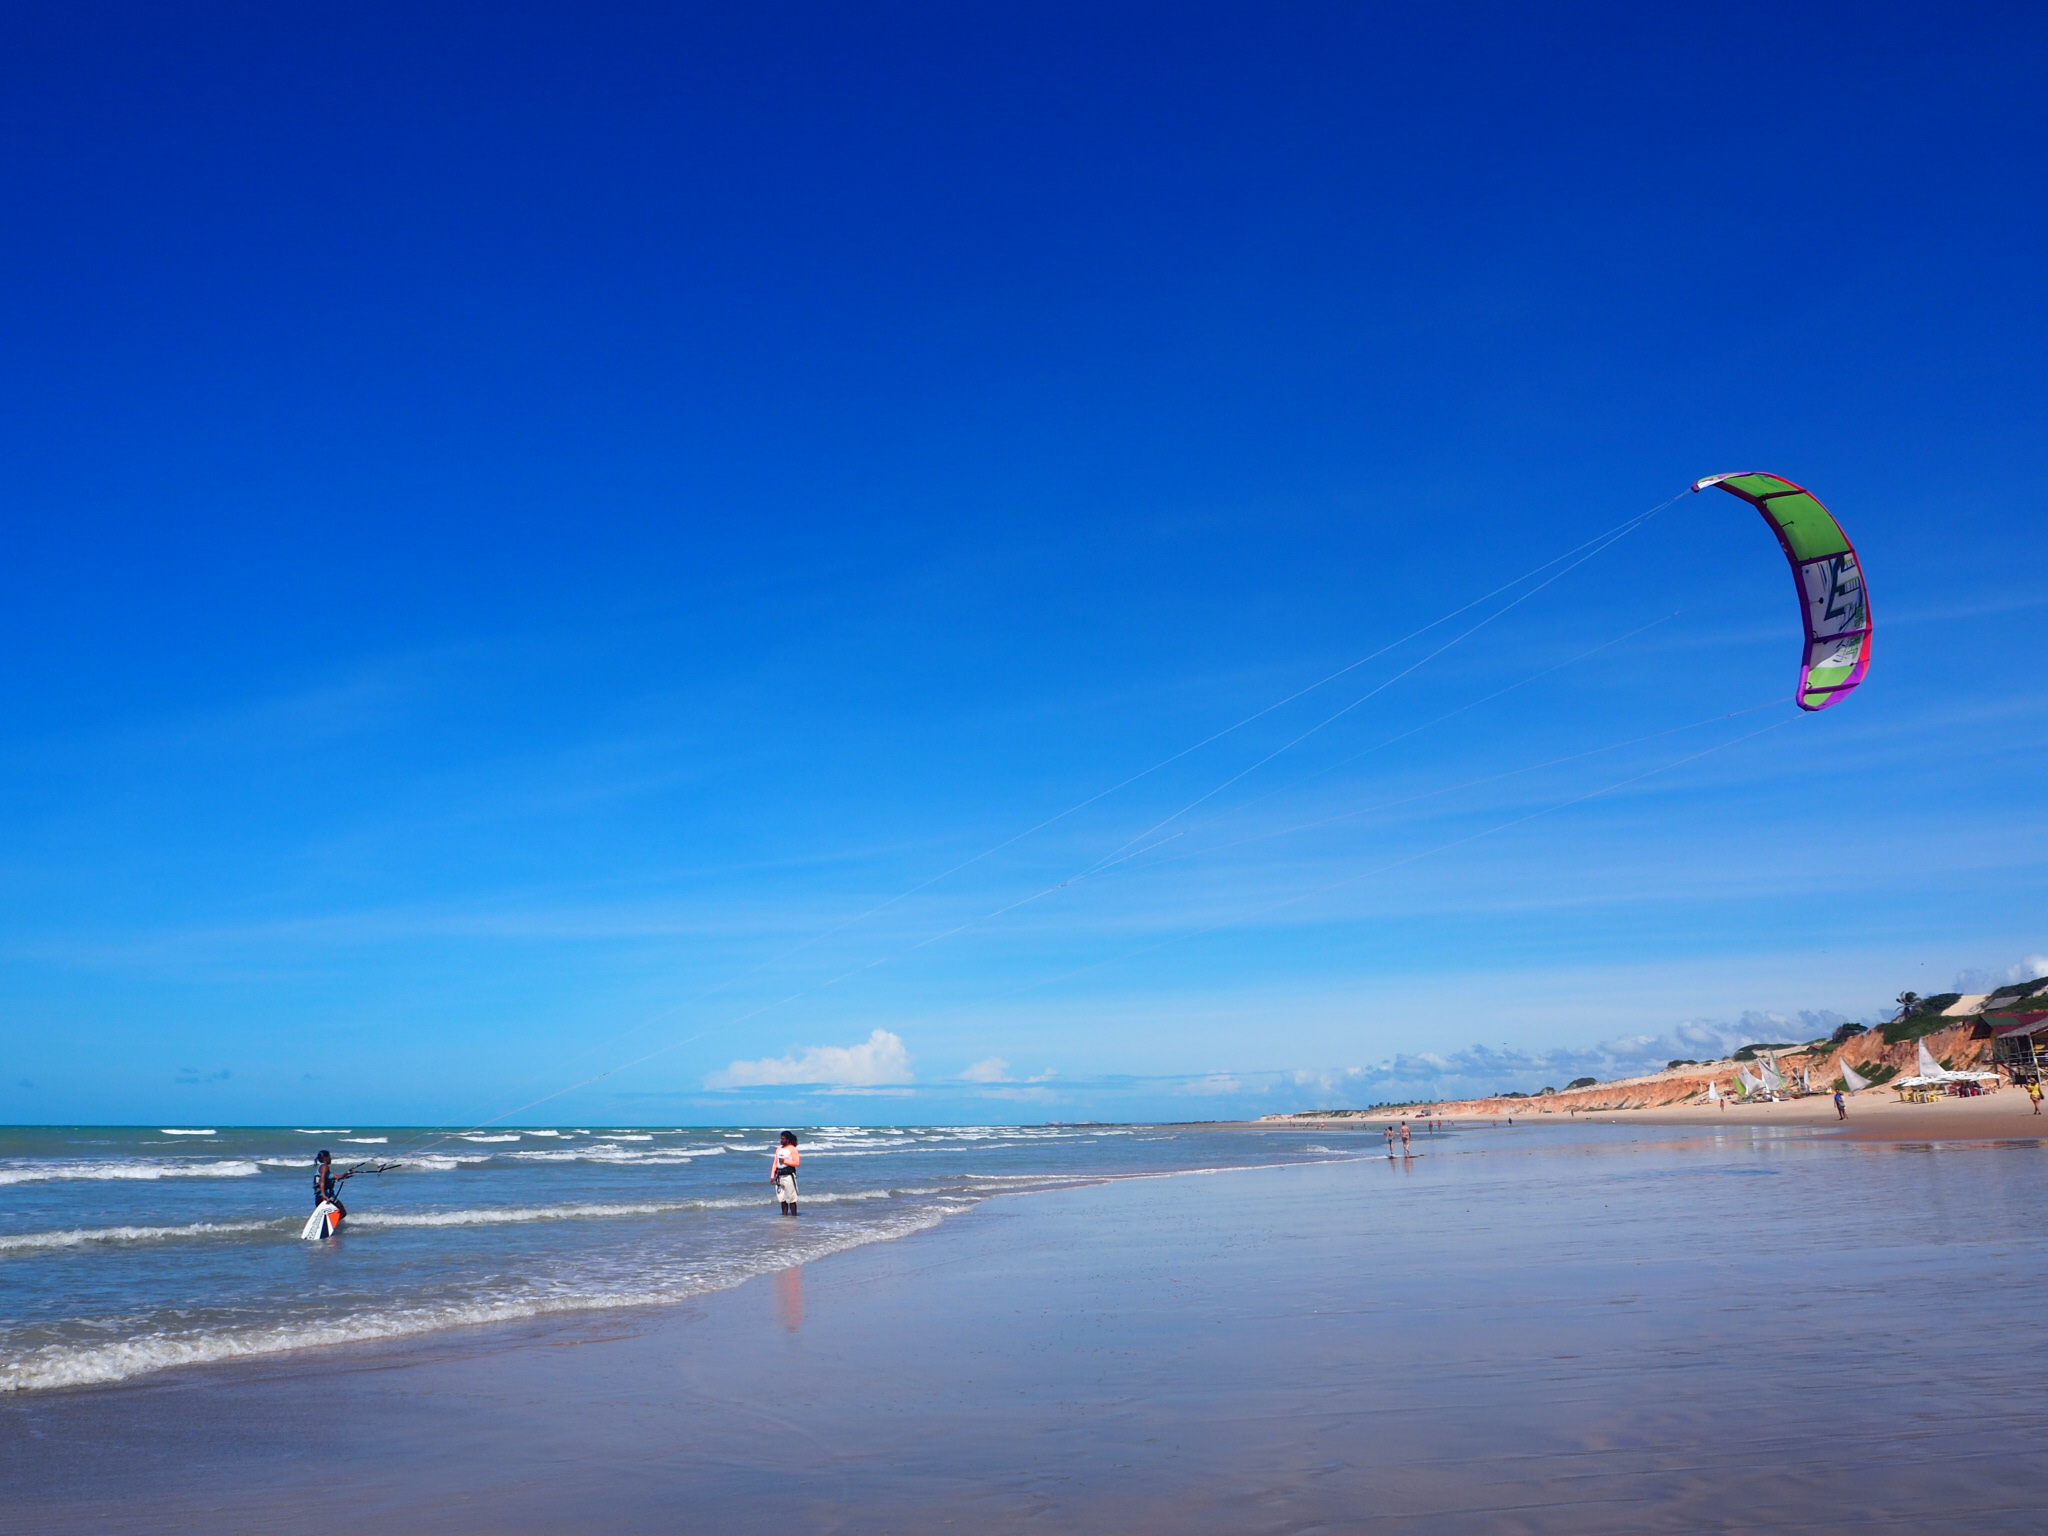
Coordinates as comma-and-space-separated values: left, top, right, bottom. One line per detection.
707, 1029, 912, 1089
959, 1057, 1013, 1082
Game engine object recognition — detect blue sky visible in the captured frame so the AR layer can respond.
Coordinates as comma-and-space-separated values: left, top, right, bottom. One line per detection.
3, 3, 2044, 1124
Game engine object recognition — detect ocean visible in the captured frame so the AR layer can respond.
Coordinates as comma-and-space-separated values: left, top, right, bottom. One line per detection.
0, 1119, 1358, 1393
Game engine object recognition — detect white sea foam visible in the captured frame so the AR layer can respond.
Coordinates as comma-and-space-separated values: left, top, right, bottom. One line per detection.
458, 1134, 521, 1143
0, 1159, 263, 1187
0, 1203, 956, 1392
159, 1129, 216, 1136
0, 1219, 290, 1255
294, 1129, 350, 1134
0, 1185, 959, 1263
339, 1193, 961, 1228
508, 1146, 724, 1165
342, 1137, 388, 1144
349, 1202, 694, 1229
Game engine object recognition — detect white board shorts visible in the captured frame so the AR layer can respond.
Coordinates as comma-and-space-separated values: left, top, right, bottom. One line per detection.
774, 1173, 799, 1203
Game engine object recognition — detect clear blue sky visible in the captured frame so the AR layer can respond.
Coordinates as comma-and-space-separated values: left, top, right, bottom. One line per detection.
4, 3, 2044, 1124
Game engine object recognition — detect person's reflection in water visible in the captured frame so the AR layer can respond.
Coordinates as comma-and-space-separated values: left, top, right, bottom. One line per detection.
776, 1265, 805, 1333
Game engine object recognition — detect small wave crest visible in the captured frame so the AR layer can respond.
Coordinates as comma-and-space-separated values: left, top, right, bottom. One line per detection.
0, 1219, 290, 1255
509, 1146, 724, 1165
0, 1159, 263, 1187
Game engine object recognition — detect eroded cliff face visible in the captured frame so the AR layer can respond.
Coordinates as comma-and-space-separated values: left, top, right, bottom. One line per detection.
1408, 1022, 1994, 1117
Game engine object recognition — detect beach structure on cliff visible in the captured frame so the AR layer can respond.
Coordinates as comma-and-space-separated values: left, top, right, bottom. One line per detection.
1981, 980, 2048, 1083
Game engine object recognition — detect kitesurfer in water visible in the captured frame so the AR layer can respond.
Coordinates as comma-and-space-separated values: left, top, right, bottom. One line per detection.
312, 1149, 351, 1224
771, 1131, 801, 1216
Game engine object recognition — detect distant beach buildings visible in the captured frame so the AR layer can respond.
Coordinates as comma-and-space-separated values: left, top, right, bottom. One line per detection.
1264, 975, 2048, 1121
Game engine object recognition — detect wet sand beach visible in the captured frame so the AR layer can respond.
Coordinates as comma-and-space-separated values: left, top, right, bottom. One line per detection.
6, 1124, 2046, 1535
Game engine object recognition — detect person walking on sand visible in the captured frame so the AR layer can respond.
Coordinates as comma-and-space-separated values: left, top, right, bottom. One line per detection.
771, 1131, 801, 1216
1834, 1089, 1847, 1121
2029, 1081, 2043, 1116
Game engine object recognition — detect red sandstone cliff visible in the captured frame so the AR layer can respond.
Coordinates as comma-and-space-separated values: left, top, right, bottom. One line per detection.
1402, 1023, 1993, 1118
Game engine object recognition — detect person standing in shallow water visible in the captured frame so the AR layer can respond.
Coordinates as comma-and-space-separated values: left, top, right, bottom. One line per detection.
311, 1149, 350, 1221
771, 1131, 801, 1216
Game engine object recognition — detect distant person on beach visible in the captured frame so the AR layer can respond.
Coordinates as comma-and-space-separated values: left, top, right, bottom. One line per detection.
771, 1131, 801, 1216
2029, 1082, 2043, 1116
1383, 1126, 1397, 1156
1399, 1121, 1412, 1154
1834, 1090, 1847, 1120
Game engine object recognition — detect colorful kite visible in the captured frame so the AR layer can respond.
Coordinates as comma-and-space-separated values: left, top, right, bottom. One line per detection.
1692, 472, 1872, 711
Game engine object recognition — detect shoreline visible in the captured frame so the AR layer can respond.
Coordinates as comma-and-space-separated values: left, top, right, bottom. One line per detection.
7, 1126, 2047, 1534
8, 1112, 2036, 1397
1422, 1085, 2048, 1142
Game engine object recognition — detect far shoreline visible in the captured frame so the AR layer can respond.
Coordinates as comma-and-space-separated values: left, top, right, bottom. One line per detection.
1260, 1082, 2048, 1144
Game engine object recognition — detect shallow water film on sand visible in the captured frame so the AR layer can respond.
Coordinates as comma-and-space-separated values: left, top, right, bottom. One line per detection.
0, 1121, 1352, 1391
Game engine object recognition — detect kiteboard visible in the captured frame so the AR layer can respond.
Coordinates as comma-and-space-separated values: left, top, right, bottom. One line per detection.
300, 1201, 343, 1240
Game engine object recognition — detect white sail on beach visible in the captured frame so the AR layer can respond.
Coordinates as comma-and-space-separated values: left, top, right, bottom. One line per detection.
1839, 1059, 1870, 1091
1759, 1059, 1786, 1090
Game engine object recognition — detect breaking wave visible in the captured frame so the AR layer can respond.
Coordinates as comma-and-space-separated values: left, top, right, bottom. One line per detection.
0, 1159, 263, 1187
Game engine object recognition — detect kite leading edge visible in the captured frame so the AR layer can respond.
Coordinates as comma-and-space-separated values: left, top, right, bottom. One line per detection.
1692, 471, 1872, 712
